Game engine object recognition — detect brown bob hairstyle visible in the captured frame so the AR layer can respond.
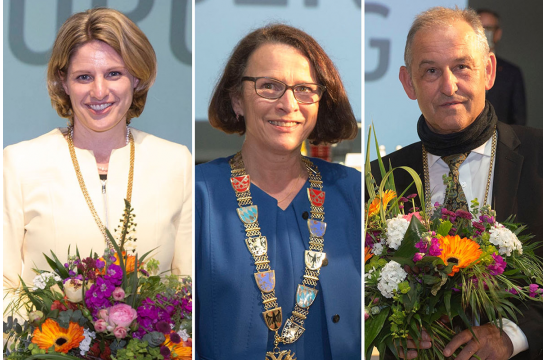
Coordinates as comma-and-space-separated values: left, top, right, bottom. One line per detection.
47, 8, 157, 124
209, 24, 358, 144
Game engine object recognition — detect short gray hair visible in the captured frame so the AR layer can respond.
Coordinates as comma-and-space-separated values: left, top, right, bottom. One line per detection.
404, 7, 489, 71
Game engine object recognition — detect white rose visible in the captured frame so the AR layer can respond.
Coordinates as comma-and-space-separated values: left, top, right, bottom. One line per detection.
64, 279, 84, 303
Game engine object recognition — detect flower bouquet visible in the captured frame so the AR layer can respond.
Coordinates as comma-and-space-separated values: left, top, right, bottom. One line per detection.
364, 127, 543, 359
3, 201, 192, 360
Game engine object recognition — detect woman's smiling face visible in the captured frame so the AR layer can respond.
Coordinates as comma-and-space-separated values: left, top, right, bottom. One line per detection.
62, 40, 139, 132
232, 43, 319, 155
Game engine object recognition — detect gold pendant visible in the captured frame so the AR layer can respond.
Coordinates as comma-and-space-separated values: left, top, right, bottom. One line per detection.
265, 349, 297, 360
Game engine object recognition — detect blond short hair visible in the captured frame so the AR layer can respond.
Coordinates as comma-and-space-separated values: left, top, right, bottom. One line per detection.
47, 8, 157, 124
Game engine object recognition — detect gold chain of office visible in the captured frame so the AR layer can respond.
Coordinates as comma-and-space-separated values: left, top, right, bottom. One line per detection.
66, 127, 135, 249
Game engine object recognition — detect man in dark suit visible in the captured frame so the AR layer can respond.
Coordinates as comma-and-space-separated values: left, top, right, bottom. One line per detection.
371, 6, 542, 360
478, 9, 527, 125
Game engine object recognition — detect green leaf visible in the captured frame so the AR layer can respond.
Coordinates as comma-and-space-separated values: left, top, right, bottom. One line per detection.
48, 251, 70, 278
394, 216, 427, 258
436, 221, 453, 237
365, 307, 390, 353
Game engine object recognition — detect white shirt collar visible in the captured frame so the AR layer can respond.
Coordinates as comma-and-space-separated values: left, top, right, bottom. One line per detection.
427, 134, 494, 167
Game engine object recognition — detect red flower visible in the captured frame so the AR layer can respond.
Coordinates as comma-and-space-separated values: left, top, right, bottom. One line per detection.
86, 341, 112, 360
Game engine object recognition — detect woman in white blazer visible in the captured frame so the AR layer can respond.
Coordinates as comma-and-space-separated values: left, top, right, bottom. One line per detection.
3, 8, 191, 304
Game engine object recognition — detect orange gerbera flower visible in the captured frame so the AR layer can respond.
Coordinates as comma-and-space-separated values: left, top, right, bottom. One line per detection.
100, 252, 139, 274
365, 246, 373, 263
438, 235, 482, 276
367, 190, 397, 218
32, 318, 84, 353
162, 333, 192, 359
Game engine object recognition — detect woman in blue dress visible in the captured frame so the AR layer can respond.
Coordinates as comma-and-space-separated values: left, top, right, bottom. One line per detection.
196, 24, 361, 360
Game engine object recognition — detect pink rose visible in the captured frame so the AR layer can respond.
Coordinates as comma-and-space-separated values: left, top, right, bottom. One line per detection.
95, 319, 108, 332
112, 287, 125, 301
107, 304, 137, 328
98, 308, 109, 321
113, 326, 128, 339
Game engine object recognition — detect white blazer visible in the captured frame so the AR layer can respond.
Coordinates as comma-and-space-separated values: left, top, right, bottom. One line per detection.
3, 128, 192, 299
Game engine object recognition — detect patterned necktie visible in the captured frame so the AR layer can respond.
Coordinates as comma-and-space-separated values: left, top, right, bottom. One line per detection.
441, 152, 470, 212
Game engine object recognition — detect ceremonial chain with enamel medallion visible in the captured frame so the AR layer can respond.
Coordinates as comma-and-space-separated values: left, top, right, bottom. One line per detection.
229, 152, 327, 360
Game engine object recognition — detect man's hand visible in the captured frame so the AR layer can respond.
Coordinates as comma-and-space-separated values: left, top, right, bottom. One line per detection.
397, 330, 432, 359
443, 323, 514, 360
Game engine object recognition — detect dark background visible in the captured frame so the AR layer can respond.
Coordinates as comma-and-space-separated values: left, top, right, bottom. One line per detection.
468, 0, 543, 129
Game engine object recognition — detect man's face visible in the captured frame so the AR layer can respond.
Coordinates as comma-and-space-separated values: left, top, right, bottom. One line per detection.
399, 21, 496, 134
479, 12, 502, 49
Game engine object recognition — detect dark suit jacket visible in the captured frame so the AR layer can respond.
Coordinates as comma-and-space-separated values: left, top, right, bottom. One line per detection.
371, 121, 543, 359
487, 57, 527, 125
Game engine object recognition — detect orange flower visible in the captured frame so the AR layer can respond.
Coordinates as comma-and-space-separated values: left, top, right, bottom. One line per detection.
162, 333, 192, 359
438, 235, 482, 276
367, 190, 397, 218
100, 252, 139, 274
32, 318, 84, 353
365, 247, 373, 263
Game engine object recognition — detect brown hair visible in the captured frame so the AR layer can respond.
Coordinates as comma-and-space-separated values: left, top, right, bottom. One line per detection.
47, 8, 157, 124
208, 24, 357, 144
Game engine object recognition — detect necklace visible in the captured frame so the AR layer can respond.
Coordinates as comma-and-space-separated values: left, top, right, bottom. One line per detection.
422, 128, 497, 217
66, 126, 135, 248
229, 152, 326, 360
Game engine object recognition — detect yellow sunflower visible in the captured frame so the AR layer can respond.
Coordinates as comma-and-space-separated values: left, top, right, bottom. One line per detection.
32, 318, 84, 353
367, 190, 397, 218
162, 333, 192, 359
365, 246, 373, 263
438, 235, 482, 276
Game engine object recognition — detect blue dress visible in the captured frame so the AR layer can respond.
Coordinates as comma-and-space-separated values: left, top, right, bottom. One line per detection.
196, 156, 361, 360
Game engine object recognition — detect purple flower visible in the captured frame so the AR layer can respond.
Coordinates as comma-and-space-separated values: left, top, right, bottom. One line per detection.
64, 263, 69, 268
428, 238, 443, 256
169, 332, 181, 344
415, 240, 428, 253
399, 197, 408, 203
365, 232, 375, 248
479, 215, 495, 224
406, 194, 417, 199
529, 284, 542, 298
105, 264, 123, 286
434, 202, 442, 208
448, 227, 457, 236
413, 253, 424, 262
156, 321, 171, 334
509, 288, 519, 295
441, 208, 456, 222
139, 269, 150, 277
472, 222, 485, 235
160, 345, 171, 357
96, 259, 105, 269
455, 209, 472, 220
488, 253, 507, 276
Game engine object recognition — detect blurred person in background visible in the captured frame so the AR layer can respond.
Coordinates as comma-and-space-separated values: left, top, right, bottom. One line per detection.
478, 8, 527, 125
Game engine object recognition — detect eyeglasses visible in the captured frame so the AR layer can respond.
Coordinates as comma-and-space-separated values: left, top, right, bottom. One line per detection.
241, 76, 326, 104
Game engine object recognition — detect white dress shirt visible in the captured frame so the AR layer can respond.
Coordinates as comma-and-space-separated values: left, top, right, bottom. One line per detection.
427, 132, 528, 357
